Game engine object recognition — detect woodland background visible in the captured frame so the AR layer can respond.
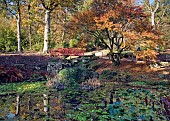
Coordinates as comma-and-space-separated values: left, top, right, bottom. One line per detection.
0, 0, 169, 56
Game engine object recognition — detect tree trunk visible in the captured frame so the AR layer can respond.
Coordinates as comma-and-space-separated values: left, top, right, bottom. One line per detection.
28, 2, 32, 50
109, 52, 121, 66
29, 25, 32, 50
43, 94, 49, 112
43, 10, 51, 53
115, 54, 121, 66
17, 12, 21, 52
43, 94, 50, 121
151, 12, 155, 26
61, 30, 65, 42
28, 95, 31, 110
16, 94, 20, 116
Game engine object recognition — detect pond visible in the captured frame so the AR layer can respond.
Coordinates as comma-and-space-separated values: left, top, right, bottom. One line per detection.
0, 81, 169, 121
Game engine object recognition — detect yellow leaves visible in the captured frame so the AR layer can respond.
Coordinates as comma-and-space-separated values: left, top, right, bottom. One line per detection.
30, 1, 40, 7
37, 26, 44, 34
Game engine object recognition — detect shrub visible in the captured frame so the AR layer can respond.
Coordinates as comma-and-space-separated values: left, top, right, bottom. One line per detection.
58, 67, 88, 84
86, 42, 95, 51
69, 39, 79, 48
30, 34, 43, 51
49, 40, 57, 49
0, 26, 17, 52
62, 41, 69, 48
0, 66, 24, 83
32, 43, 43, 51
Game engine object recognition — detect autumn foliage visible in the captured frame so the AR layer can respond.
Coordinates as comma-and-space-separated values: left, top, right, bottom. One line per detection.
0, 66, 24, 83
70, 0, 163, 65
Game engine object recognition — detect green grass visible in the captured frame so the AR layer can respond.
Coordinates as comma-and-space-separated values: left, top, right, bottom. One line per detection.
0, 81, 47, 94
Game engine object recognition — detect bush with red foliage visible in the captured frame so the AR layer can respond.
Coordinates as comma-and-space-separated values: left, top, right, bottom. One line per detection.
0, 66, 24, 83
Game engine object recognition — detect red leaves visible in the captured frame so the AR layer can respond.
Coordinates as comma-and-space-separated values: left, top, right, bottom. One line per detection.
0, 66, 24, 83
50, 48, 84, 56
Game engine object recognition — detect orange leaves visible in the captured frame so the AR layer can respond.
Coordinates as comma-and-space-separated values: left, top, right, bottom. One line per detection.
104, 10, 120, 19
123, 29, 160, 62
126, 10, 162, 62
94, 19, 114, 30
141, 32, 154, 37
71, 10, 96, 31
94, 10, 121, 31
141, 31, 159, 40
94, 16, 108, 23
77, 37, 87, 50
140, 31, 160, 50
133, 18, 153, 33
132, 31, 159, 62
123, 32, 139, 40
135, 50, 158, 62
140, 41, 157, 48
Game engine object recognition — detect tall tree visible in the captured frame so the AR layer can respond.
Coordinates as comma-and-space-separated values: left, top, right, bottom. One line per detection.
39, 0, 58, 53
144, 0, 170, 48
21, 0, 45, 50
144, 0, 160, 27
39, 0, 82, 53
0, 0, 23, 52
156, 0, 170, 48
27, 0, 32, 49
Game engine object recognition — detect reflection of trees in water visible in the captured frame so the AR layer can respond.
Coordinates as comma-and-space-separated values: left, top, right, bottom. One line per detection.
0, 92, 64, 120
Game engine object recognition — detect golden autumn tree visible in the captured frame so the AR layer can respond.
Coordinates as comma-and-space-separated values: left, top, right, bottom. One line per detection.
21, 0, 45, 50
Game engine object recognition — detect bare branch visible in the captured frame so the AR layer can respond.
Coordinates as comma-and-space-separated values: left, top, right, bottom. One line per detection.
40, 0, 48, 10
49, 2, 58, 11
144, 0, 152, 12
153, 1, 160, 13
3, 0, 18, 19
105, 28, 111, 40
100, 38, 111, 50
40, 0, 58, 11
